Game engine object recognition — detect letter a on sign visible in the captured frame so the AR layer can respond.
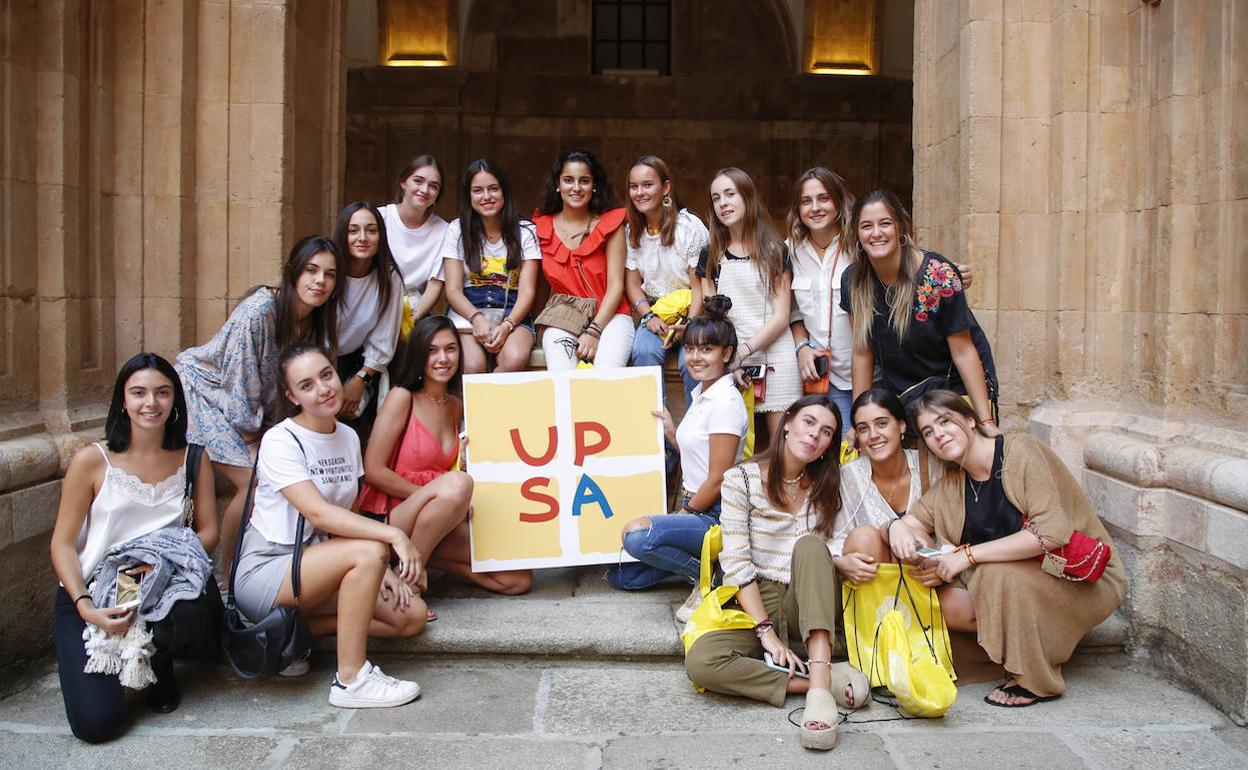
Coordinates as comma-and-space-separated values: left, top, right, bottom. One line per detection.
571, 474, 613, 519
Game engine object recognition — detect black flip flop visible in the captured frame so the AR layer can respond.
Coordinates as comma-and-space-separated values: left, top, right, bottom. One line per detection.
984, 683, 1062, 708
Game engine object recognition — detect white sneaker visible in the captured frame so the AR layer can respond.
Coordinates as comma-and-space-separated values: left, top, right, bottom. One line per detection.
675, 585, 703, 625
278, 655, 310, 677
328, 661, 421, 709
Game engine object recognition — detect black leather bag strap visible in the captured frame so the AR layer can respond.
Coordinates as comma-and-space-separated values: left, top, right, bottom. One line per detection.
226, 430, 309, 604
282, 429, 309, 604
183, 444, 204, 501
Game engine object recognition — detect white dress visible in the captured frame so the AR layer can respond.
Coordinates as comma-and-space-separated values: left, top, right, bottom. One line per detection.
713, 253, 801, 413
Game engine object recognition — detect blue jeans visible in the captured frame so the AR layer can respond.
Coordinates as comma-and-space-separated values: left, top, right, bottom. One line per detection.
829, 386, 853, 440
608, 498, 721, 590
631, 326, 697, 405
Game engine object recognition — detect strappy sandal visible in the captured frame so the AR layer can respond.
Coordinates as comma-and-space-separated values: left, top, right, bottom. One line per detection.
984, 681, 1062, 708
809, 660, 870, 710
799, 687, 840, 751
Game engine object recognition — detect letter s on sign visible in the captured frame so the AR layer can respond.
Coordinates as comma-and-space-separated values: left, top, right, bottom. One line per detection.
518, 477, 559, 523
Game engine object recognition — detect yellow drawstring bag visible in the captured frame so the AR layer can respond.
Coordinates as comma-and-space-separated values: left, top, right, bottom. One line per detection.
400, 296, 417, 340
681, 526, 756, 692
842, 562, 956, 714
650, 289, 692, 324
875, 608, 958, 717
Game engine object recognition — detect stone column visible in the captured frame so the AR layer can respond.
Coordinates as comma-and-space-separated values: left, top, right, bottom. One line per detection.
913, 0, 1248, 722
0, 0, 348, 665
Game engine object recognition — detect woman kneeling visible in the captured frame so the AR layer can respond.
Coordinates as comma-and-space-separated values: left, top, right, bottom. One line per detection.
683, 395, 868, 751
234, 344, 426, 709
887, 390, 1125, 707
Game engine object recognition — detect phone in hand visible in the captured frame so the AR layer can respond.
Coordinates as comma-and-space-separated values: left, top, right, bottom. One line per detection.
741, 364, 765, 380
762, 651, 809, 678
916, 545, 954, 559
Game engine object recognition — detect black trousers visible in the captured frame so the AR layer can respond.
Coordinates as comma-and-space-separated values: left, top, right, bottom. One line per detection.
53, 583, 222, 743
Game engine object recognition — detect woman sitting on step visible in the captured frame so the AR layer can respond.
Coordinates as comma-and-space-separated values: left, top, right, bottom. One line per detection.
50, 353, 221, 742
887, 389, 1126, 707
233, 343, 425, 709
684, 394, 869, 752
359, 315, 532, 610
828, 387, 924, 584
609, 296, 748, 617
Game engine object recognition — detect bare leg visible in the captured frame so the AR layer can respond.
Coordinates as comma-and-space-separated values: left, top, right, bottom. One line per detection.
306, 588, 427, 639
937, 584, 977, 632
213, 461, 254, 579
844, 524, 893, 564
389, 472, 474, 564
495, 329, 535, 372
428, 521, 532, 595
459, 332, 488, 375
273, 537, 388, 683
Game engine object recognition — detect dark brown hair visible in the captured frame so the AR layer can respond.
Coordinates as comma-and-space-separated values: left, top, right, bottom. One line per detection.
332, 202, 400, 322
749, 393, 844, 538
393, 154, 445, 206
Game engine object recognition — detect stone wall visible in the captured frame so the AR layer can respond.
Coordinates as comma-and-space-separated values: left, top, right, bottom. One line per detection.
344, 0, 914, 220
914, 0, 1248, 720
0, 0, 347, 666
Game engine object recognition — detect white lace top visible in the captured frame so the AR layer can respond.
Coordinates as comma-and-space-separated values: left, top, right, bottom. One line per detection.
624, 209, 709, 299
75, 444, 188, 580
830, 450, 921, 557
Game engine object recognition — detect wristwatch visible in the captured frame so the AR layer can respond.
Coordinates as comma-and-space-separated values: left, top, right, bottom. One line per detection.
355, 370, 376, 386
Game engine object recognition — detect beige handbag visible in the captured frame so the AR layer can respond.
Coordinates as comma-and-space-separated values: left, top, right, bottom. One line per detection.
534, 293, 597, 335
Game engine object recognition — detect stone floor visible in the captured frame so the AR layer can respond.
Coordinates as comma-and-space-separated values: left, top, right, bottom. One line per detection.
3, 568, 1244, 769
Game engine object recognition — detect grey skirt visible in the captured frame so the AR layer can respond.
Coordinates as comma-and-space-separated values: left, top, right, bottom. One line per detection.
233, 525, 299, 622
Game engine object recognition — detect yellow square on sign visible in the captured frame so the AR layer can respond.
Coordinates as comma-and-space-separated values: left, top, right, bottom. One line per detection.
574, 470, 667, 555
470, 479, 562, 563
568, 375, 661, 462
464, 378, 557, 464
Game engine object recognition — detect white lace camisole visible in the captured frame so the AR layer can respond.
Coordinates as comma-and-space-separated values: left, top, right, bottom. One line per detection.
75, 443, 188, 580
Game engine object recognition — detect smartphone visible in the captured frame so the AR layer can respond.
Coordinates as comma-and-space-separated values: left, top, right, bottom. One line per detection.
812, 353, 831, 378
741, 364, 765, 380
916, 545, 953, 559
762, 651, 809, 679
115, 567, 143, 610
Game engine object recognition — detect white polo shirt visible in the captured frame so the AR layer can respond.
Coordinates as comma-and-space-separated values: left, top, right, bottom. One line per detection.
675, 374, 749, 495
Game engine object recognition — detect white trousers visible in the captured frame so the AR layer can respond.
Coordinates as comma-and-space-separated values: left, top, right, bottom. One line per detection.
541, 314, 636, 370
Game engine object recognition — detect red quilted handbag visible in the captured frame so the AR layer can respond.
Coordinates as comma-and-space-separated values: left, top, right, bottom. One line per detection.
1023, 518, 1111, 583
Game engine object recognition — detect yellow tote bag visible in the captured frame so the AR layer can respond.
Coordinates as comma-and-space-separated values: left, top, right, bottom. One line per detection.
681, 526, 756, 667
842, 563, 956, 689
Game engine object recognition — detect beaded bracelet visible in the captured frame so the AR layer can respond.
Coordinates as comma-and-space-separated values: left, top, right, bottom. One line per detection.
795, 339, 814, 353
631, 297, 650, 312
501, 318, 517, 332
754, 619, 774, 639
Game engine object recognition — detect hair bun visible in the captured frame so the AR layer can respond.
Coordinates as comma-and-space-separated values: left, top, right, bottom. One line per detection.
702, 294, 733, 319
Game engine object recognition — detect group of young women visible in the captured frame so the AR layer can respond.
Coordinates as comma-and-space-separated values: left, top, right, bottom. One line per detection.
49, 148, 1123, 752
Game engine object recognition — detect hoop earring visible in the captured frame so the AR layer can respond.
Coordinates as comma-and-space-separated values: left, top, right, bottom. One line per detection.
170, 406, 180, 424
900, 234, 913, 248
662, 194, 673, 208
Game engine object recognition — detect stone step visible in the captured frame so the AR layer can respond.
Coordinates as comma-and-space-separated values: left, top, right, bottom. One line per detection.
319, 566, 1131, 661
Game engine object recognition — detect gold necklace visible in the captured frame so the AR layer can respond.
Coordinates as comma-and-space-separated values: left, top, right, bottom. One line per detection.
782, 470, 806, 485
872, 467, 910, 509
555, 215, 592, 244
646, 223, 661, 236
967, 475, 987, 504
420, 390, 449, 406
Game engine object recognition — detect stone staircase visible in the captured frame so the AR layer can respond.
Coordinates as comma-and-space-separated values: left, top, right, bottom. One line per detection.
322, 565, 1132, 662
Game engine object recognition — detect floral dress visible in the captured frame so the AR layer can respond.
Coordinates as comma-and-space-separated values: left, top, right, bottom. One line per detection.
175, 289, 279, 467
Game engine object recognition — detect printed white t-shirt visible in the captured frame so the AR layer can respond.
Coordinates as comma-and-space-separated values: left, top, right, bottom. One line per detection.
251, 418, 363, 546
675, 374, 749, 494
379, 203, 449, 294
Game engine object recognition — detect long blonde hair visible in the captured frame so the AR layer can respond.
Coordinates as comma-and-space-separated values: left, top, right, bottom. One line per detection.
786, 166, 854, 249
706, 167, 786, 285
848, 189, 922, 349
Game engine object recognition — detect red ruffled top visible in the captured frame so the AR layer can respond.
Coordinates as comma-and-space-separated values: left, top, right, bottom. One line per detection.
532, 207, 630, 316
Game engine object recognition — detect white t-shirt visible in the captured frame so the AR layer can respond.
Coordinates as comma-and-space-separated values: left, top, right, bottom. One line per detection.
440, 218, 541, 285
337, 269, 404, 370
675, 374, 749, 494
251, 418, 363, 546
789, 236, 853, 390
625, 209, 709, 299
380, 203, 449, 294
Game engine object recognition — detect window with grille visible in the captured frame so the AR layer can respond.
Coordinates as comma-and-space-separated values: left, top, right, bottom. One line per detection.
592, 0, 671, 75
